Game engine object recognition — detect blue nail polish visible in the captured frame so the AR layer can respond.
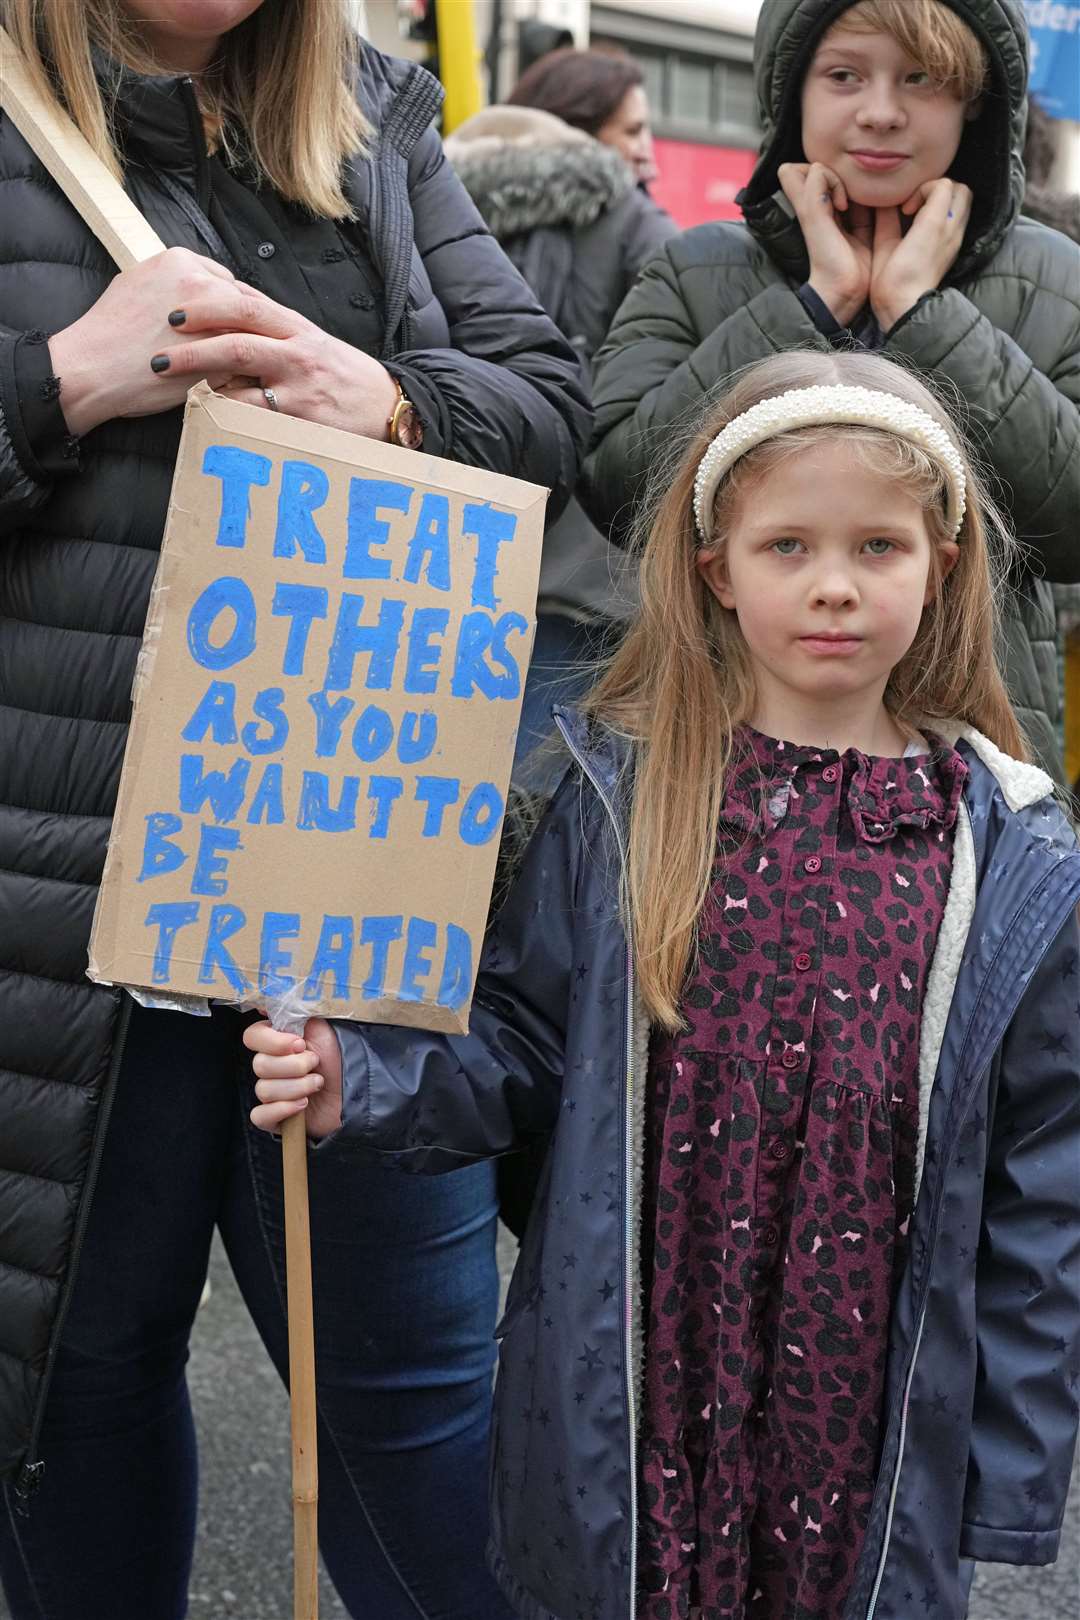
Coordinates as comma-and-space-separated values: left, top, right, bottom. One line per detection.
168, 309, 186, 327
150, 354, 170, 373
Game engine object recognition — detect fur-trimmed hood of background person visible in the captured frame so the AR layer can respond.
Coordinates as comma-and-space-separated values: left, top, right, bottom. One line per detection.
444, 104, 638, 241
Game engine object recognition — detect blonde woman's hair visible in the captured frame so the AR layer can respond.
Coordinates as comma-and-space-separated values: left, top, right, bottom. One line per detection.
834, 0, 989, 102
583, 350, 1026, 1029
4, 0, 369, 218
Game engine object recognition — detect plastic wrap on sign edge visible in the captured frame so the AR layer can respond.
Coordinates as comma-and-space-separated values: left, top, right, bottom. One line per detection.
122, 982, 318, 1035
130, 576, 166, 704
124, 984, 211, 1017
246, 982, 317, 1036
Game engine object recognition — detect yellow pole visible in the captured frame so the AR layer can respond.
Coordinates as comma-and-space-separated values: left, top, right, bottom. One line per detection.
436, 0, 484, 134
1065, 626, 1079, 791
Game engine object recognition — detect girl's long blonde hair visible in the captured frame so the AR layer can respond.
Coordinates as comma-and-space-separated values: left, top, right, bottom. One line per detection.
583, 351, 1026, 1029
3, 0, 369, 218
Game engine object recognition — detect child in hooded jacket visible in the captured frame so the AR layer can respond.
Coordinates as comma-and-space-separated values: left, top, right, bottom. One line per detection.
248, 350, 1080, 1620
583, 0, 1080, 792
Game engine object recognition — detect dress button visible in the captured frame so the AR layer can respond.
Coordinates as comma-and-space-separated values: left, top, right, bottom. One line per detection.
781, 1049, 800, 1069
770, 1140, 789, 1160
763, 1226, 779, 1246
257, 241, 276, 259
794, 952, 812, 972
804, 856, 821, 873
822, 764, 840, 783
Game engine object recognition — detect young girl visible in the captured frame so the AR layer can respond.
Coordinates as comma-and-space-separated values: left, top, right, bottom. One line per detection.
248, 351, 1080, 1620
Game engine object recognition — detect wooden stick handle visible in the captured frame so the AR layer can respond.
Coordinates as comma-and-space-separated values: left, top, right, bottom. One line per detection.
282, 1111, 319, 1620
0, 25, 164, 269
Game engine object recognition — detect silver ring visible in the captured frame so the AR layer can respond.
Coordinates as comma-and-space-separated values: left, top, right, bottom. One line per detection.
262, 386, 280, 412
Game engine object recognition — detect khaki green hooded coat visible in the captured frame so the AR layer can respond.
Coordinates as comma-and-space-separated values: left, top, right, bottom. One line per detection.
583, 0, 1080, 784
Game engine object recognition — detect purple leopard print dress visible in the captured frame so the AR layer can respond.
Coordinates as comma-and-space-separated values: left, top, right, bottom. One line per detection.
637, 727, 967, 1620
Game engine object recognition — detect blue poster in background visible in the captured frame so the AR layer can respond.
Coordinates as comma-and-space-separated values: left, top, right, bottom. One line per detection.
1024, 2, 1080, 120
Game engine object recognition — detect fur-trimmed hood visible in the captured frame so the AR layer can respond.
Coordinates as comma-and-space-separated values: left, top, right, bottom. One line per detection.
444, 104, 634, 241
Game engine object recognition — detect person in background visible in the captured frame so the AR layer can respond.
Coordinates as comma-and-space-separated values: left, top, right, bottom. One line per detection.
0, 2, 588, 1618
584, 0, 1080, 789
446, 58, 673, 1241
1023, 93, 1080, 243
508, 42, 661, 188
446, 61, 674, 793
1021, 95, 1080, 808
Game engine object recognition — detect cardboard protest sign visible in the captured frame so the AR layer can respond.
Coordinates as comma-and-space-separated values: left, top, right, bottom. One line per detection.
88, 383, 547, 1034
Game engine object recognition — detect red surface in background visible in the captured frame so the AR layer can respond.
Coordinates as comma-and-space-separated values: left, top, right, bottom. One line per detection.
650, 137, 757, 227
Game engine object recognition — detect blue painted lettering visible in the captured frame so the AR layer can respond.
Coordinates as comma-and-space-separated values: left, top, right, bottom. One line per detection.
450, 610, 527, 700
240, 687, 288, 755
138, 812, 187, 882
145, 901, 200, 983
459, 782, 503, 846
187, 576, 257, 671
436, 925, 473, 1010
367, 775, 403, 839
259, 911, 302, 996
179, 753, 251, 823
302, 915, 354, 1001
402, 493, 451, 591
197, 904, 249, 993
462, 502, 517, 610
350, 705, 394, 764
298, 772, 360, 832
343, 477, 411, 580
397, 710, 438, 764
359, 915, 402, 1000
404, 607, 449, 694
191, 824, 242, 897
274, 460, 329, 564
325, 595, 405, 691
247, 764, 286, 825
399, 916, 438, 1003
307, 690, 355, 758
272, 583, 328, 677
202, 445, 271, 549
414, 775, 460, 837
181, 681, 238, 745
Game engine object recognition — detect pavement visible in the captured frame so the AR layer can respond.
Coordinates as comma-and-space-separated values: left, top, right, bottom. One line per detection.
1, 1231, 1076, 1619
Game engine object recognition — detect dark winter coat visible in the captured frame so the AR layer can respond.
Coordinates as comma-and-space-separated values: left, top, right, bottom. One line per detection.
445, 105, 674, 622
0, 40, 589, 1487
332, 708, 1080, 1620
581, 0, 1080, 786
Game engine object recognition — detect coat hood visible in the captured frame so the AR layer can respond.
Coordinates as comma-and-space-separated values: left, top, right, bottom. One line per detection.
739, 0, 1030, 281
444, 105, 633, 241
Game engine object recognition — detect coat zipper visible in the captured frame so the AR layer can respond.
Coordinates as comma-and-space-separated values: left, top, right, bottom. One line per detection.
864, 1304, 927, 1618
553, 717, 638, 1620
178, 78, 213, 213
13, 992, 133, 1511
860, 852, 1080, 1615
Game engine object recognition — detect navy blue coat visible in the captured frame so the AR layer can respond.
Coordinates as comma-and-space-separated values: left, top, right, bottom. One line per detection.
334, 710, 1080, 1620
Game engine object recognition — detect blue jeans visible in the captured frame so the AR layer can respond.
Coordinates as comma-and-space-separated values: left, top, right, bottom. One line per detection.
0, 1002, 513, 1620
513, 613, 615, 795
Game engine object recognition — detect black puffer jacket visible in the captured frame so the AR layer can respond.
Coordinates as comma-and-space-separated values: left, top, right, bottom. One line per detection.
0, 40, 589, 1486
445, 105, 673, 622
583, 0, 1080, 784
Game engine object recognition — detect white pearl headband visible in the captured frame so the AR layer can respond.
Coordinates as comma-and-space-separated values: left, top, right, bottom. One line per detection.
692, 384, 968, 545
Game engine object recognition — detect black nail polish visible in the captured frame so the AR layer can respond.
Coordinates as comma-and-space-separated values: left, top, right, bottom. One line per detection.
150, 354, 171, 373
168, 309, 186, 326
